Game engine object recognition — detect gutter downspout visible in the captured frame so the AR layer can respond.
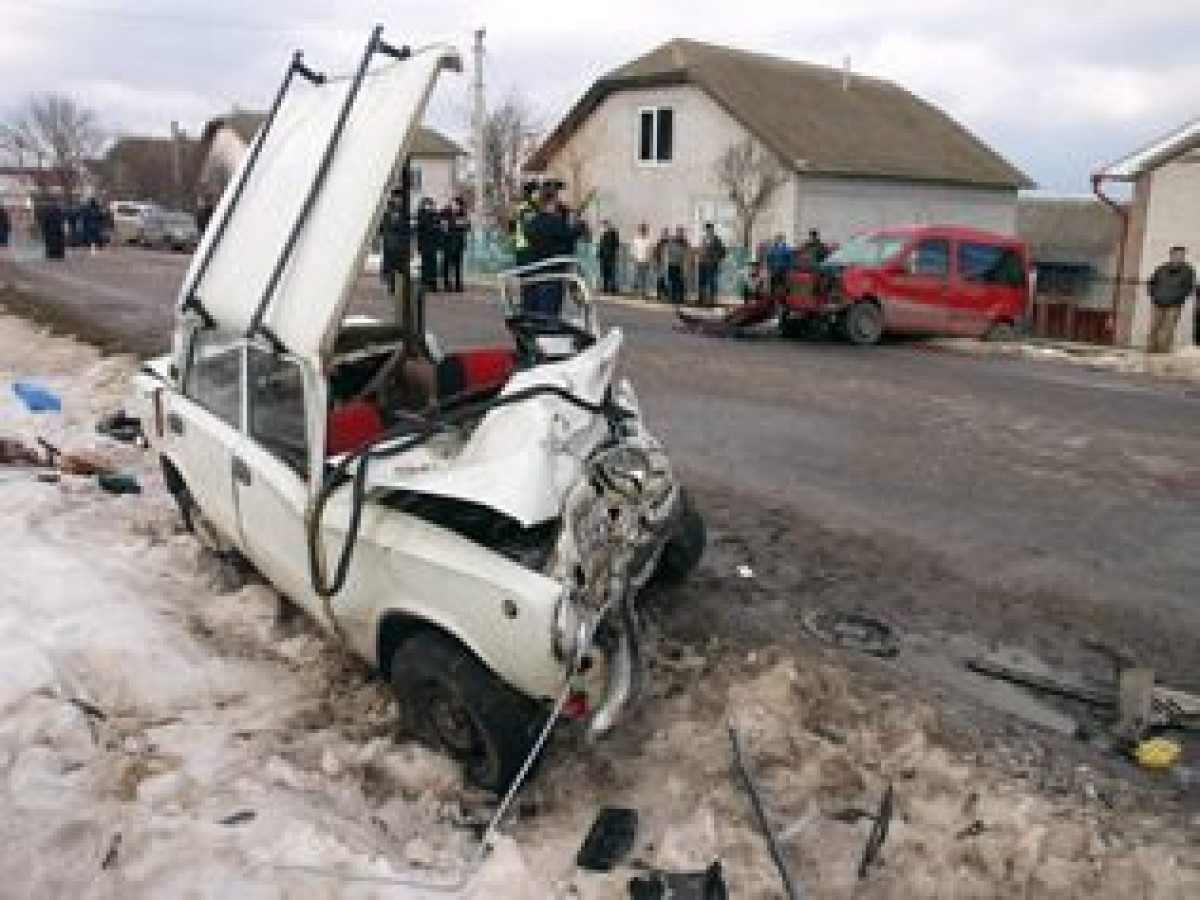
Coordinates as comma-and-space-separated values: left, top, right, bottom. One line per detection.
1091, 172, 1129, 337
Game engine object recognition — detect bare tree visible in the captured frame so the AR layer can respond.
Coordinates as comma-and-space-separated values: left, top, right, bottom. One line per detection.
716, 137, 787, 250
1, 93, 104, 198
481, 94, 539, 218
560, 141, 597, 213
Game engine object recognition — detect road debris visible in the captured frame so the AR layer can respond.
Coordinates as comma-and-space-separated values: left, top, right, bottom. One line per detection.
628, 861, 728, 900
1134, 737, 1181, 771
736, 564, 754, 579
97, 472, 141, 495
100, 833, 121, 870
856, 783, 895, 880
801, 608, 898, 658
12, 379, 61, 412
728, 726, 801, 900
217, 810, 257, 827
96, 410, 142, 444
0, 437, 43, 466
576, 807, 638, 872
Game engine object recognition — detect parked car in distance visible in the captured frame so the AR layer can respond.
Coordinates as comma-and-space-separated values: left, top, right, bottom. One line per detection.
109, 201, 161, 245
141, 210, 200, 252
778, 225, 1031, 345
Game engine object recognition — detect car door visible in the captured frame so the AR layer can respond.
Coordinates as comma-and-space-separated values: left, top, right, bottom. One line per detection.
886, 237, 952, 333
955, 241, 1029, 336
234, 345, 323, 615
170, 333, 244, 546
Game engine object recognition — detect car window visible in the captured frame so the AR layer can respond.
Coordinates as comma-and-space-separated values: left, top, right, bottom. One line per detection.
826, 234, 908, 267
185, 335, 242, 429
908, 239, 951, 278
959, 242, 1026, 288
247, 347, 308, 477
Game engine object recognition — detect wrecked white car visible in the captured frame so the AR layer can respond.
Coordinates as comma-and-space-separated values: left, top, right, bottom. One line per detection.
133, 33, 704, 791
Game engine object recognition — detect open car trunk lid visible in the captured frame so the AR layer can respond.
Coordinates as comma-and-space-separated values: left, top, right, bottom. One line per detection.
179, 42, 459, 362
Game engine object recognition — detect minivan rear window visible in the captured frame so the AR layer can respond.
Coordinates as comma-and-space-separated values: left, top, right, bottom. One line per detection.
825, 234, 908, 267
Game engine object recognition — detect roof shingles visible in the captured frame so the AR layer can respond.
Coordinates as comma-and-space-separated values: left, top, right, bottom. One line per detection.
530, 38, 1033, 189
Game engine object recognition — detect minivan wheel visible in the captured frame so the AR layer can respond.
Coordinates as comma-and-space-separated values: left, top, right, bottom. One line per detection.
984, 320, 1018, 342
841, 302, 883, 345
390, 630, 548, 793
654, 489, 706, 585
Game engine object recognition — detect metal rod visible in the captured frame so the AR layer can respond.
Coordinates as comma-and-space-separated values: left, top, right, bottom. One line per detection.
399, 156, 415, 356
182, 50, 310, 322
729, 726, 802, 900
245, 24, 385, 344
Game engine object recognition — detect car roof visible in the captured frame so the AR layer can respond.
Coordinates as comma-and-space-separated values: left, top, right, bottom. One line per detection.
859, 224, 1026, 248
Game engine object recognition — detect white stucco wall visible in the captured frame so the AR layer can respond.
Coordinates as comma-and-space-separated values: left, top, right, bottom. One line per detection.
409, 156, 457, 206
198, 128, 250, 194
542, 84, 796, 248
1129, 150, 1200, 349
796, 176, 1018, 244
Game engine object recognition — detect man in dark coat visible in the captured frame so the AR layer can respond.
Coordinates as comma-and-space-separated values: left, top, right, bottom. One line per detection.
440, 196, 470, 293
521, 187, 587, 316
798, 229, 829, 268
40, 201, 66, 260
596, 220, 620, 294
81, 198, 106, 250
696, 222, 725, 305
195, 194, 216, 235
1147, 245, 1197, 353
378, 188, 410, 295
0, 203, 10, 248
415, 198, 442, 291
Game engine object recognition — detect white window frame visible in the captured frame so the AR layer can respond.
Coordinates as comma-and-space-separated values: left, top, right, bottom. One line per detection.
636, 106, 675, 167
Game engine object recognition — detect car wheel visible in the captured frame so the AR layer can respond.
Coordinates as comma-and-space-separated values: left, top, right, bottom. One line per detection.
390, 630, 548, 793
841, 301, 884, 346
778, 311, 802, 340
984, 320, 1018, 342
654, 489, 706, 585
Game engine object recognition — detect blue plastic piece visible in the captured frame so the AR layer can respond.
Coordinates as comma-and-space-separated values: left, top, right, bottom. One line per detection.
12, 381, 62, 413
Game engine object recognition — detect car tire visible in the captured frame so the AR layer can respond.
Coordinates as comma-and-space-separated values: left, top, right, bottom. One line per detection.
841, 301, 884, 346
778, 311, 802, 340
390, 630, 548, 793
984, 320, 1017, 342
654, 489, 706, 585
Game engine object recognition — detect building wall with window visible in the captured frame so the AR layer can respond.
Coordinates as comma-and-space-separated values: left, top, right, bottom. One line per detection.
796, 176, 1018, 245
540, 84, 797, 248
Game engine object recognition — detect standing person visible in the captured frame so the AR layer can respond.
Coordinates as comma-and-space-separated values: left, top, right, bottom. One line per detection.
195, 194, 215, 234
596, 219, 620, 295
379, 187, 410, 295
81, 197, 106, 251
440, 196, 470, 293
666, 227, 689, 306
765, 233, 792, 294
630, 223, 653, 299
1146, 246, 1197, 353
654, 227, 671, 302
415, 198, 442, 291
798, 228, 829, 268
0, 203, 10, 251
41, 200, 66, 260
697, 222, 726, 306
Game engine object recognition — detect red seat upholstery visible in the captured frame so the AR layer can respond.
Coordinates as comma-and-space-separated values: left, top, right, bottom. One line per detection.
436, 347, 515, 399
326, 400, 384, 457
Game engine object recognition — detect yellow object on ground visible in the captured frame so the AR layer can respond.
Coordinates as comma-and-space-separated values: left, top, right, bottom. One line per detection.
1134, 737, 1182, 770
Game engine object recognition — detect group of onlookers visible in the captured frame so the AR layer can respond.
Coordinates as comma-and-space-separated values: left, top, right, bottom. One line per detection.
5, 197, 112, 259
598, 221, 728, 305
379, 193, 471, 295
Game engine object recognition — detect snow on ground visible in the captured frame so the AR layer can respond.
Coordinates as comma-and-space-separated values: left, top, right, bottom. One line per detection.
0, 312, 1197, 898
933, 337, 1200, 383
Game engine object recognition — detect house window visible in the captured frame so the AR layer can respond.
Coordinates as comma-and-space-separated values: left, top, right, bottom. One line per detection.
408, 166, 423, 191
637, 107, 674, 164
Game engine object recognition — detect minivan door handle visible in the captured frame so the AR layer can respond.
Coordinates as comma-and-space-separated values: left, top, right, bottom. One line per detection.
232, 456, 252, 486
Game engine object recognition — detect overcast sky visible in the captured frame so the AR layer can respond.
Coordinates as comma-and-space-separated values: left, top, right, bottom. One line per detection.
2, 0, 1198, 192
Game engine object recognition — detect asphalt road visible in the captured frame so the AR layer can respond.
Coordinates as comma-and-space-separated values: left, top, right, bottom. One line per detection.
4, 248, 1198, 694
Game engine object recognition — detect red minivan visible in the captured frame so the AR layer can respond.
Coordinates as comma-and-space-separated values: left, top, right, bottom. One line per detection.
778, 225, 1031, 345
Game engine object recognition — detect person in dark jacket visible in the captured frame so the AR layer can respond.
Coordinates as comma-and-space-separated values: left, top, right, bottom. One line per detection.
378, 188, 410, 295
440, 196, 470, 293
0, 203, 10, 249
195, 194, 215, 235
414, 198, 442, 291
798, 229, 828, 269
1147, 246, 1197, 353
765, 234, 792, 295
596, 220, 620, 294
521, 186, 587, 316
697, 223, 725, 305
81, 198, 106, 250
40, 201, 66, 260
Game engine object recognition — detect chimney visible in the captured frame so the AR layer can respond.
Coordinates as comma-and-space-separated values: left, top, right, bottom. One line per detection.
842, 55, 851, 91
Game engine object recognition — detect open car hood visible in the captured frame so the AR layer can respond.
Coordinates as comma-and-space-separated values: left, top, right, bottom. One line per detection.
364, 329, 626, 527
179, 42, 460, 361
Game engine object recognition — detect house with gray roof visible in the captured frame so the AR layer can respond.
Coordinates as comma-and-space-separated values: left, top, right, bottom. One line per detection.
194, 111, 464, 205
526, 38, 1032, 247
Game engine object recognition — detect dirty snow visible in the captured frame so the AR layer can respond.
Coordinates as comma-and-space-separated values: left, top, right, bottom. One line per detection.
933, 336, 1200, 383
1, 311, 1197, 898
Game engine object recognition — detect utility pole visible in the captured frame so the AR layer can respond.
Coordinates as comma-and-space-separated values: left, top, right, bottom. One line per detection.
472, 27, 486, 226
170, 120, 183, 208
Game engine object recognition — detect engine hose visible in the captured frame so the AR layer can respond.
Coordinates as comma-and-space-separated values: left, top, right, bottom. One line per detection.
306, 383, 630, 602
